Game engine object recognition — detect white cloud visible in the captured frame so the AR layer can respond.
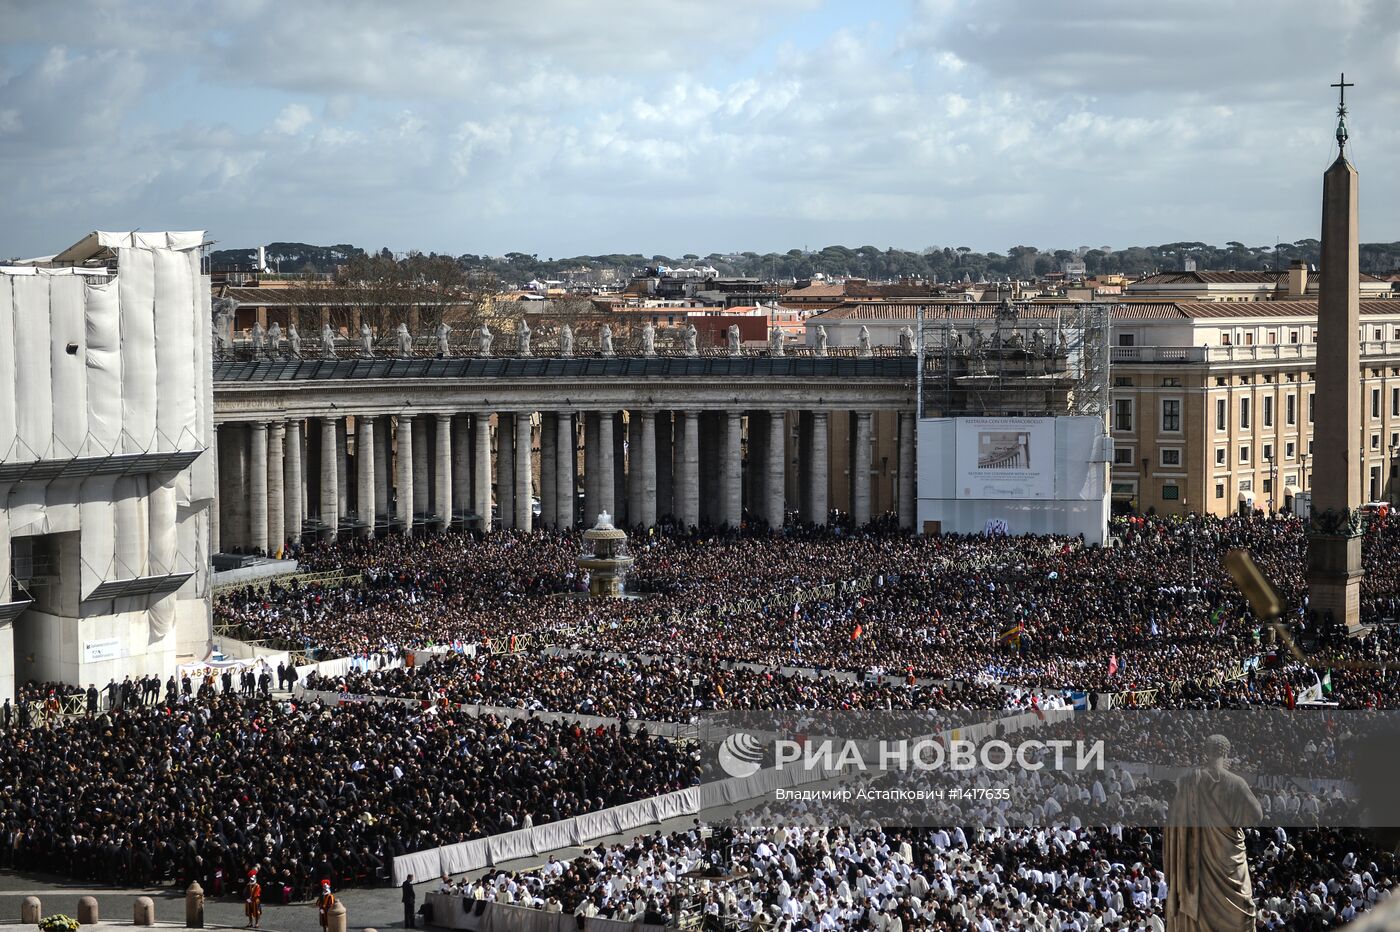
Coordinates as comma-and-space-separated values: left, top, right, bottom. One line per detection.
273, 103, 313, 135
1, 0, 1398, 258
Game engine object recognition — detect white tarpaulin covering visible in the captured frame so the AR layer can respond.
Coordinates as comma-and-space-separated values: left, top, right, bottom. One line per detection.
439, 839, 490, 875
49, 275, 87, 457
573, 807, 620, 843
0, 277, 15, 461
527, 818, 578, 854
84, 277, 122, 455
12, 274, 53, 461
118, 248, 157, 454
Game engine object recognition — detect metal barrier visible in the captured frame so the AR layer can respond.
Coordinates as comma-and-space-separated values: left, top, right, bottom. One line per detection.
212, 568, 362, 597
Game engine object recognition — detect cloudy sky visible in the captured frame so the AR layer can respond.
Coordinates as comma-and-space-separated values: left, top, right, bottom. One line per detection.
2, 0, 1398, 259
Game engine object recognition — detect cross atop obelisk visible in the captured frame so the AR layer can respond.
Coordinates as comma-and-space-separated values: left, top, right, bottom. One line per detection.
1307, 75, 1363, 633
1332, 73, 1354, 148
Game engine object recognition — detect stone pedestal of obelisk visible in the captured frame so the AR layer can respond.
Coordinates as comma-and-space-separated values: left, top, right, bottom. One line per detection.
1306, 103, 1363, 633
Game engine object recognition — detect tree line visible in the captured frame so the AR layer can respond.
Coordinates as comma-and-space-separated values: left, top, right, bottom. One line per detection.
211, 239, 1400, 287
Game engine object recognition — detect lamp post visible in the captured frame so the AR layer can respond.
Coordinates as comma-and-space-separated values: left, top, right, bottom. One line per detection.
1265, 449, 1276, 515
1301, 451, 1310, 491
1390, 443, 1400, 505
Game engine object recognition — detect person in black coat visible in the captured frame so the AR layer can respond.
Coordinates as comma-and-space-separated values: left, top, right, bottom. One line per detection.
402, 875, 416, 928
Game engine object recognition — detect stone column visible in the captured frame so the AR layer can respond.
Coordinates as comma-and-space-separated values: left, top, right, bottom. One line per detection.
656, 412, 674, 520
766, 410, 786, 529
898, 411, 916, 530
613, 413, 627, 525
540, 414, 558, 527
639, 411, 657, 528
797, 412, 813, 522
474, 413, 494, 528
498, 414, 515, 529
320, 417, 339, 538
267, 423, 285, 554
336, 419, 349, 521
676, 412, 700, 528
249, 423, 269, 554
412, 417, 429, 520
811, 411, 829, 525
285, 420, 304, 545
374, 416, 391, 530
515, 412, 533, 531
556, 412, 575, 528
395, 414, 414, 535
219, 424, 249, 550
435, 413, 452, 528
596, 411, 613, 514
357, 416, 376, 536
626, 415, 643, 524
453, 414, 472, 523
851, 411, 873, 526
584, 413, 600, 522
722, 411, 743, 527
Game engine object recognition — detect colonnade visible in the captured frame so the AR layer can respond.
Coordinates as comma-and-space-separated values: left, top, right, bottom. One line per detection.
214, 408, 917, 553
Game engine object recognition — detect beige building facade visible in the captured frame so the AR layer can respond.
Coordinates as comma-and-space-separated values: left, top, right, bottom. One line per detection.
1110, 299, 1400, 516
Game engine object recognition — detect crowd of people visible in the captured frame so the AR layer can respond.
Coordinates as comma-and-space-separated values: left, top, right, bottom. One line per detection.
450, 820, 1394, 931
0, 694, 698, 898
8, 510, 1400, 927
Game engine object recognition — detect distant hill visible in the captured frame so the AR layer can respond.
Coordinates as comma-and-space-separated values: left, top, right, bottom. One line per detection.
209, 242, 366, 273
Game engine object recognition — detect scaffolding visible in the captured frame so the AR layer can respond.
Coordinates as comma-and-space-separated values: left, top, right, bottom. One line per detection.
916, 300, 1111, 419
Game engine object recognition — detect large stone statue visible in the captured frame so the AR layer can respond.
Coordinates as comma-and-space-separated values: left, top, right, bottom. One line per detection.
560, 323, 574, 357
251, 320, 266, 356
898, 326, 914, 355
768, 325, 784, 357
212, 297, 235, 353
288, 325, 301, 357
478, 323, 493, 357
267, 321, 283, 356
683, 323, 698, 357
815, 325, 828, 357
726, 324, 741, 357
1164, 734, 1262, 932
599, 324, 614, 357
360, 322, 374, 358
436, 322, 451, 357
1031, 326, 1047, 355
641, 321, 656, 357
517, 318, 532, 357
396, 323, 413, 358
320, 322, 337, 358
857, 325, 873, 358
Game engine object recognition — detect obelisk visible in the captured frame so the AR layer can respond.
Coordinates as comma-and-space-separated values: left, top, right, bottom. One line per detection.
1307, 74, 1363, 633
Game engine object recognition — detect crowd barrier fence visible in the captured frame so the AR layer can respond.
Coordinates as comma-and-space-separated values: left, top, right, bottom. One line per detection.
424, 894, 668, 932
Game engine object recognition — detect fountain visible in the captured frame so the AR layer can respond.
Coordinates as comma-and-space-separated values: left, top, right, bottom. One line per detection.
577, 512, 635, 597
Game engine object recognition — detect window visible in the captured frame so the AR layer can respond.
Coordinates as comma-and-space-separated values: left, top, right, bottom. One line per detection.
1393, 387, 1400, 418
1114, 398, 1133, 432
1239, 445, 1250, 464
1373, 389, 1381, 419
1244, 332, 1255, 345
1376, 329, 1384, 341
1290, 330, 1299, 344
1263, 396, 1273, 428
1263, 443, 1273, 462
1286, 442, 1295, 459
1114, 376, 1133, 387
1263, 478, 1273, 494
1215, 398, 1227, 432
1117, 333, 1135, 346
1162, 377, 1181, 387
1240, 398, 1250, 429
1162, 399, 1181, 432
1161, 449, 1181, 467
1239, 479, 1253, 492
1372, 433, 1381, 451
1215, 483, 1225, 499
1286, 394, 1296, 426
1267, 330, 1277, 344
1222, 333, 1232, 346
1309, 393, 1315, 423
1215, 447, 1227, 466
1162, 484, 1180, 501
1393, 432, 1399, 449
1114, 447, 1134, 466
1215, 377, 1227, 387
